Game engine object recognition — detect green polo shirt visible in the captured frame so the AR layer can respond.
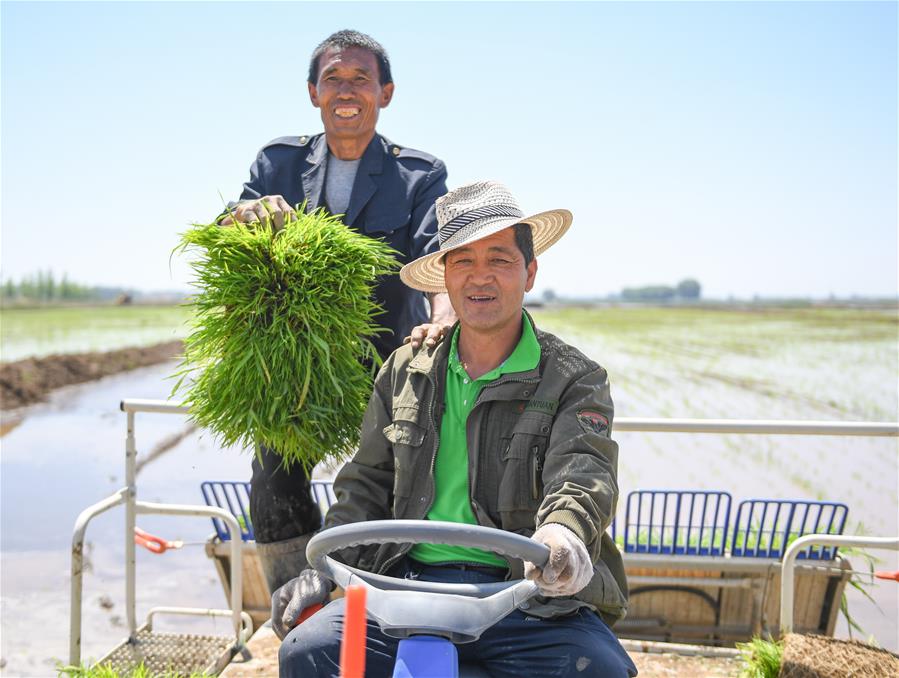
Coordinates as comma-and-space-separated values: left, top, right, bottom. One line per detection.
409, 313, 541, 567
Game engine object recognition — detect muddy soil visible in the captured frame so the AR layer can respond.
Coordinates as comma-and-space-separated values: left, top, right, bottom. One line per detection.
0, 340, 183, 410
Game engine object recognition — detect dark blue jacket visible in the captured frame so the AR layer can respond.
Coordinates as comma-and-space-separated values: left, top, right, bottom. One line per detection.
237, 132, 448, 359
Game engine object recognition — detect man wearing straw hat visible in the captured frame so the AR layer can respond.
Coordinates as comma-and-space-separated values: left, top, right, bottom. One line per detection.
275, 181, 636, 677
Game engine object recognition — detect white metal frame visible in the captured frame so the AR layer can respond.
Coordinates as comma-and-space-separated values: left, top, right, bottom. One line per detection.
780, 534, 899, 634
69, 399, 898, 666
613, 418, 898, 436
69, 400, 246, 667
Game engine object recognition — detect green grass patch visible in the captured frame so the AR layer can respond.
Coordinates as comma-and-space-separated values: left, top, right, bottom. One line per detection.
736, 636, 784, 678
58, 662, 210, 678
1, 305, 192, 362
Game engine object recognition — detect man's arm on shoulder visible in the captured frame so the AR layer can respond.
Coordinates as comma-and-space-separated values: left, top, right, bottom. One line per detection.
405, 293, 455, 349
536, 365, 618, 563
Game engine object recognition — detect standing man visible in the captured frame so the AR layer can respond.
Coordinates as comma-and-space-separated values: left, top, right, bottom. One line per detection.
221, 29, 455, 592
274, 181, 637, 678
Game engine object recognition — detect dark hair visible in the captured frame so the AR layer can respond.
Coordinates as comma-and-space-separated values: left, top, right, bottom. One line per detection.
513, 223, 535, 266
308, 30, 393, 86
440, 223, 535, 267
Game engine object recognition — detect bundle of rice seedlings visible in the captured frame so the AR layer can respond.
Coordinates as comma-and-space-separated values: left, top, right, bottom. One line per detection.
173, 208, 398, 469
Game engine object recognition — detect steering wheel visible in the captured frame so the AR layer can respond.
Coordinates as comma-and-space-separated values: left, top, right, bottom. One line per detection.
306, 520, 550, 643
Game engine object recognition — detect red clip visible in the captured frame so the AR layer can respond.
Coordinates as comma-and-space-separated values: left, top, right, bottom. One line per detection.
134, 527, 183, 554
874, 570, 899, 582
297, 602, 324, 625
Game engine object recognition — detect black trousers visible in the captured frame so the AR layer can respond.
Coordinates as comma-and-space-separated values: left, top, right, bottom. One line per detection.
250, 445, 322, 590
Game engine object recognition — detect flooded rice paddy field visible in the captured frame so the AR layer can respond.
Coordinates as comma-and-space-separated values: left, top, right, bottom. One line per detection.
540, 307, 897, 520
541, 306, 899, 653
1, 305, 192, 362
0, 305, 896, 674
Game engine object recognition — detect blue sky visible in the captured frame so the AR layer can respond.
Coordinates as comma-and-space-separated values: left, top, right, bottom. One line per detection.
2, 1, 896, 299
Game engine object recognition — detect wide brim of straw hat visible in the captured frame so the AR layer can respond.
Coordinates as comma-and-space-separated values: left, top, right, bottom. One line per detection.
399, 208, 572, 293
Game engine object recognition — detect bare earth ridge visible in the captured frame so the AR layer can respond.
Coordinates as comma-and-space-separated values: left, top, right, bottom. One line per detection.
0, 340, 183, 410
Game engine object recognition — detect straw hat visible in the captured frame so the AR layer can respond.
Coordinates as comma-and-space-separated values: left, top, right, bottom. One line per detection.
399, 181, 572, 293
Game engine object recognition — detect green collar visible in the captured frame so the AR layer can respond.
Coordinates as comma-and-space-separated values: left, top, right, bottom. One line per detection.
448, 312, 541, 382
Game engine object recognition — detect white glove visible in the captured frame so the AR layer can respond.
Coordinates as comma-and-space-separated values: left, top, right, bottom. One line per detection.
525, 523, 593, 597
270, 569, 331, 640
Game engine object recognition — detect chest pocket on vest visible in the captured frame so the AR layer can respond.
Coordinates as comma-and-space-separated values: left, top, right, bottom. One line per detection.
497, 412, 553, 513
383, 411, 426, 501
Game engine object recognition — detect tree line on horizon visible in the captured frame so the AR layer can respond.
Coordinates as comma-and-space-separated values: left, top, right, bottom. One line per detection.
1, 271, 131, 304
540, 278, 703, 304
620, 278, 701, 303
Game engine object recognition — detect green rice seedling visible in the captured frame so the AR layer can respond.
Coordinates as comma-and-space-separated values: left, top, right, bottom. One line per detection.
57, 662, 211, 678
838, 539, 882, 639
173, 208, 398, 469
736, 636, 783, 678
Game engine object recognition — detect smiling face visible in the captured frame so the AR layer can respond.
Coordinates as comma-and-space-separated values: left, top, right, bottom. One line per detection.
443, 227, 538, 335
308, 47, 394, 157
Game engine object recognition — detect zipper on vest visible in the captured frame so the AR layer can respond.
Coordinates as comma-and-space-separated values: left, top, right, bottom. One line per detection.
378, 369, 441, 577
426, 371, 442, 508
467, 403, 488, 524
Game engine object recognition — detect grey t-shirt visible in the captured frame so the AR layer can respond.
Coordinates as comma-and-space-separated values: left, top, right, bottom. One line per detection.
325, 153, 361, 217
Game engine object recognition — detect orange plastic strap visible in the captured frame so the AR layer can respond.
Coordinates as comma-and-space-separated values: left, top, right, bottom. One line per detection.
339, 585, 368, 678
133, 527, 179, 554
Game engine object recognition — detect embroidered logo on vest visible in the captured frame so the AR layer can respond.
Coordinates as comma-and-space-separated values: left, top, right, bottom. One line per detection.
576, 410, 608, 435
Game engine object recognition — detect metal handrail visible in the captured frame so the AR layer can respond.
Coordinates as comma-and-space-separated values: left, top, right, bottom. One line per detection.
112, 400, 899, 641
119, 400, 899, 437
120, 399, 189, 415
70, 489, 129, 664
780, 534, 899, 634
70, 495, 247, 664
69, 405, 246, 667
135, 501, 244, 633
614, 418, 898, 436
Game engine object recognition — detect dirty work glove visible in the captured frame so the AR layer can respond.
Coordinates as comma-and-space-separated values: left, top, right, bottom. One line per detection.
271, 569, 331, 640
525, 523, 593, 597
